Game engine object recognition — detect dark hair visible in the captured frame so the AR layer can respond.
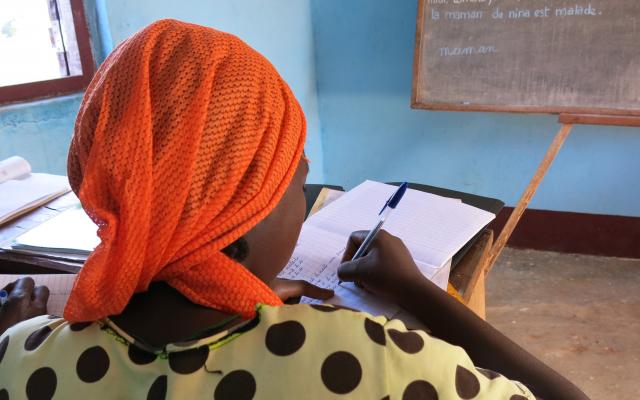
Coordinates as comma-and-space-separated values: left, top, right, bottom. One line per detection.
221, 237, 249, 262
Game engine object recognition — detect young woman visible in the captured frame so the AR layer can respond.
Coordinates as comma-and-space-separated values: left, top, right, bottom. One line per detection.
0, 20, 587, 400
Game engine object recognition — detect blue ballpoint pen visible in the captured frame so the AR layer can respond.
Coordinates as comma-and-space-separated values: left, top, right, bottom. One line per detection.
338, 182, 409, 284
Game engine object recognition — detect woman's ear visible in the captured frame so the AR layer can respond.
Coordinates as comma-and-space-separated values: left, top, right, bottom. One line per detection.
221, 237, 250, 262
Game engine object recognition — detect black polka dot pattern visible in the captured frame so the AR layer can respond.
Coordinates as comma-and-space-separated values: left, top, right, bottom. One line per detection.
0, 336, 8, 364
402, 380, 438, 400
128, 345, 157, 365
24, 326, 52, 351
0, 388, 7, 400
476, 367, 500, 380
76, 346, 110, 383
310, 304, 337, 312
321, 351, 362, 394
455, 365, 480, 399
69, 322, 92, 332
265, 321, 306, 356
214, 370, 256, 400
388, 329, 424, 354
168, 345, 209, 374
26, 367, 56, 400
364, 318, 386, 346
146, 375, 167, 400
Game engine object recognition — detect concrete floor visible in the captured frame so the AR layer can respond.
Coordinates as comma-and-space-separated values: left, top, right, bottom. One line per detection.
486, 248, 640, 400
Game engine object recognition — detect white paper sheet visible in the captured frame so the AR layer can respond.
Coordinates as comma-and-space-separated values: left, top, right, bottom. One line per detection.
12, 206, 99, 255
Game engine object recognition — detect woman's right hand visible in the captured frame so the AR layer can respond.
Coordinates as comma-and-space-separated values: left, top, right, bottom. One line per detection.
337, 230, 427, 302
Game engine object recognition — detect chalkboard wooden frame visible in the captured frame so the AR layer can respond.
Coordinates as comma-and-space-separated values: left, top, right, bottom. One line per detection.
411, 0, 640, 117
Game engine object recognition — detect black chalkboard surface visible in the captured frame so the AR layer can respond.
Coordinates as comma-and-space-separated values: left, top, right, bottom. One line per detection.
412, 0, 640, 116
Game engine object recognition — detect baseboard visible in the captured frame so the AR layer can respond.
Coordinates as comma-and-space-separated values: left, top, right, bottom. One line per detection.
488, 207, 640, 259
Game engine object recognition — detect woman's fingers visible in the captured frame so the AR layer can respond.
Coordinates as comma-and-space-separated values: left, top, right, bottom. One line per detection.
1, 281, 16, 293
271, 278, 334, 301
12, 277, 35, 299
0, 278, 50, 335
341, 230, 370, 262
336, 259, 362, 282
32, 286, 50, 313
297, 280, 334, 300
283, 280, 334, 300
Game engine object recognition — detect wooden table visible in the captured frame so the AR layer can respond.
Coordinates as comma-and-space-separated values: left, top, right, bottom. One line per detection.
0, 189, 496, 318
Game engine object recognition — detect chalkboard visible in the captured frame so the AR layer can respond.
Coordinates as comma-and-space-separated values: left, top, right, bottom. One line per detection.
412, 0, 640, 116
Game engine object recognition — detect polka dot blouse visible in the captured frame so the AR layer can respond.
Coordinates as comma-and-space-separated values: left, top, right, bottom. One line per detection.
0, 304, 536, 399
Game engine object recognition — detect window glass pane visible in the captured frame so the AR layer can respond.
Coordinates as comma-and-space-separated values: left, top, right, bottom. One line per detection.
0, 0, 65, 87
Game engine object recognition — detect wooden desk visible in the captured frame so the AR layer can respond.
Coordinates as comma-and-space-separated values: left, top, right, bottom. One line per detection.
0, 188, 496, 318
449, 229, 494, 319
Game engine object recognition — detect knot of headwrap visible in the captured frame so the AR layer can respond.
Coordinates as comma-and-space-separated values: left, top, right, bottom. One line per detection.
64, 19, 305, 322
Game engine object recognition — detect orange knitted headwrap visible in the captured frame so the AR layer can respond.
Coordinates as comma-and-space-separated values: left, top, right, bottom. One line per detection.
64, 19, 305, 322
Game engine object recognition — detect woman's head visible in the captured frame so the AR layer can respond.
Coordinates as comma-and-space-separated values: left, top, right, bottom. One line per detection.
65, 19, 307, 321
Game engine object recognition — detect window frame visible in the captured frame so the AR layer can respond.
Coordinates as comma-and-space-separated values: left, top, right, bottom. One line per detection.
0, 0, 95, 105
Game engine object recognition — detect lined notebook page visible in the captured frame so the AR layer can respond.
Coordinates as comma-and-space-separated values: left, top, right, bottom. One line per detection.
0, 274, 76, 317
308, 181, 494, 268
280, 225, 401, 317
279, 180, 493, 319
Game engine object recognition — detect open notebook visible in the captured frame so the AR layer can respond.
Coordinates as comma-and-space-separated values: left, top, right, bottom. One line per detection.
0, 156, 71, 225
278, 180, 495, 320
0, 274, 77, 317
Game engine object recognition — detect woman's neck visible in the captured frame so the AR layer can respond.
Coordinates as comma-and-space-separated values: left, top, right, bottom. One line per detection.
110, 282, 242, 348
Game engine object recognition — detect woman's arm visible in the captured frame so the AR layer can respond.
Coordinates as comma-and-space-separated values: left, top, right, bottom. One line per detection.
338, 230, 588, 400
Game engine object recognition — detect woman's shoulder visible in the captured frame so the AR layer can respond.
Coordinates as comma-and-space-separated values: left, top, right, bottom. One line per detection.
258, 303, 394, 336
0, 315, 105, 370
0, 315, 112, 395
2, 314, 101, 340
256, 303, 439, 366
258, 304, 536, 399
1, 314, 100, 349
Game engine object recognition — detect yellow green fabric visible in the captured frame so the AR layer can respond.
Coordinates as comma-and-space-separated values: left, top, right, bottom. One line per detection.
0, 304, 535, 399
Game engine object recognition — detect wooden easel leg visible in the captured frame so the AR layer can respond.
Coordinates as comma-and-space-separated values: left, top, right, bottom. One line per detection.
486, 123, 573, 273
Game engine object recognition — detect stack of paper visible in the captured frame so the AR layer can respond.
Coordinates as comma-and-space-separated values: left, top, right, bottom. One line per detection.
10, 206, 99, 262
0, 156, 71, 225
279, 180, 495, 320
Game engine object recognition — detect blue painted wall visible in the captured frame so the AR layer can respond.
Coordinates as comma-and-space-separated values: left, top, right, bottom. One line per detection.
0, 95, 82, 175
101, 0, 325, 183
310, 0, 640, 217
1, 0, 325, 183
2, 0, 638, 216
